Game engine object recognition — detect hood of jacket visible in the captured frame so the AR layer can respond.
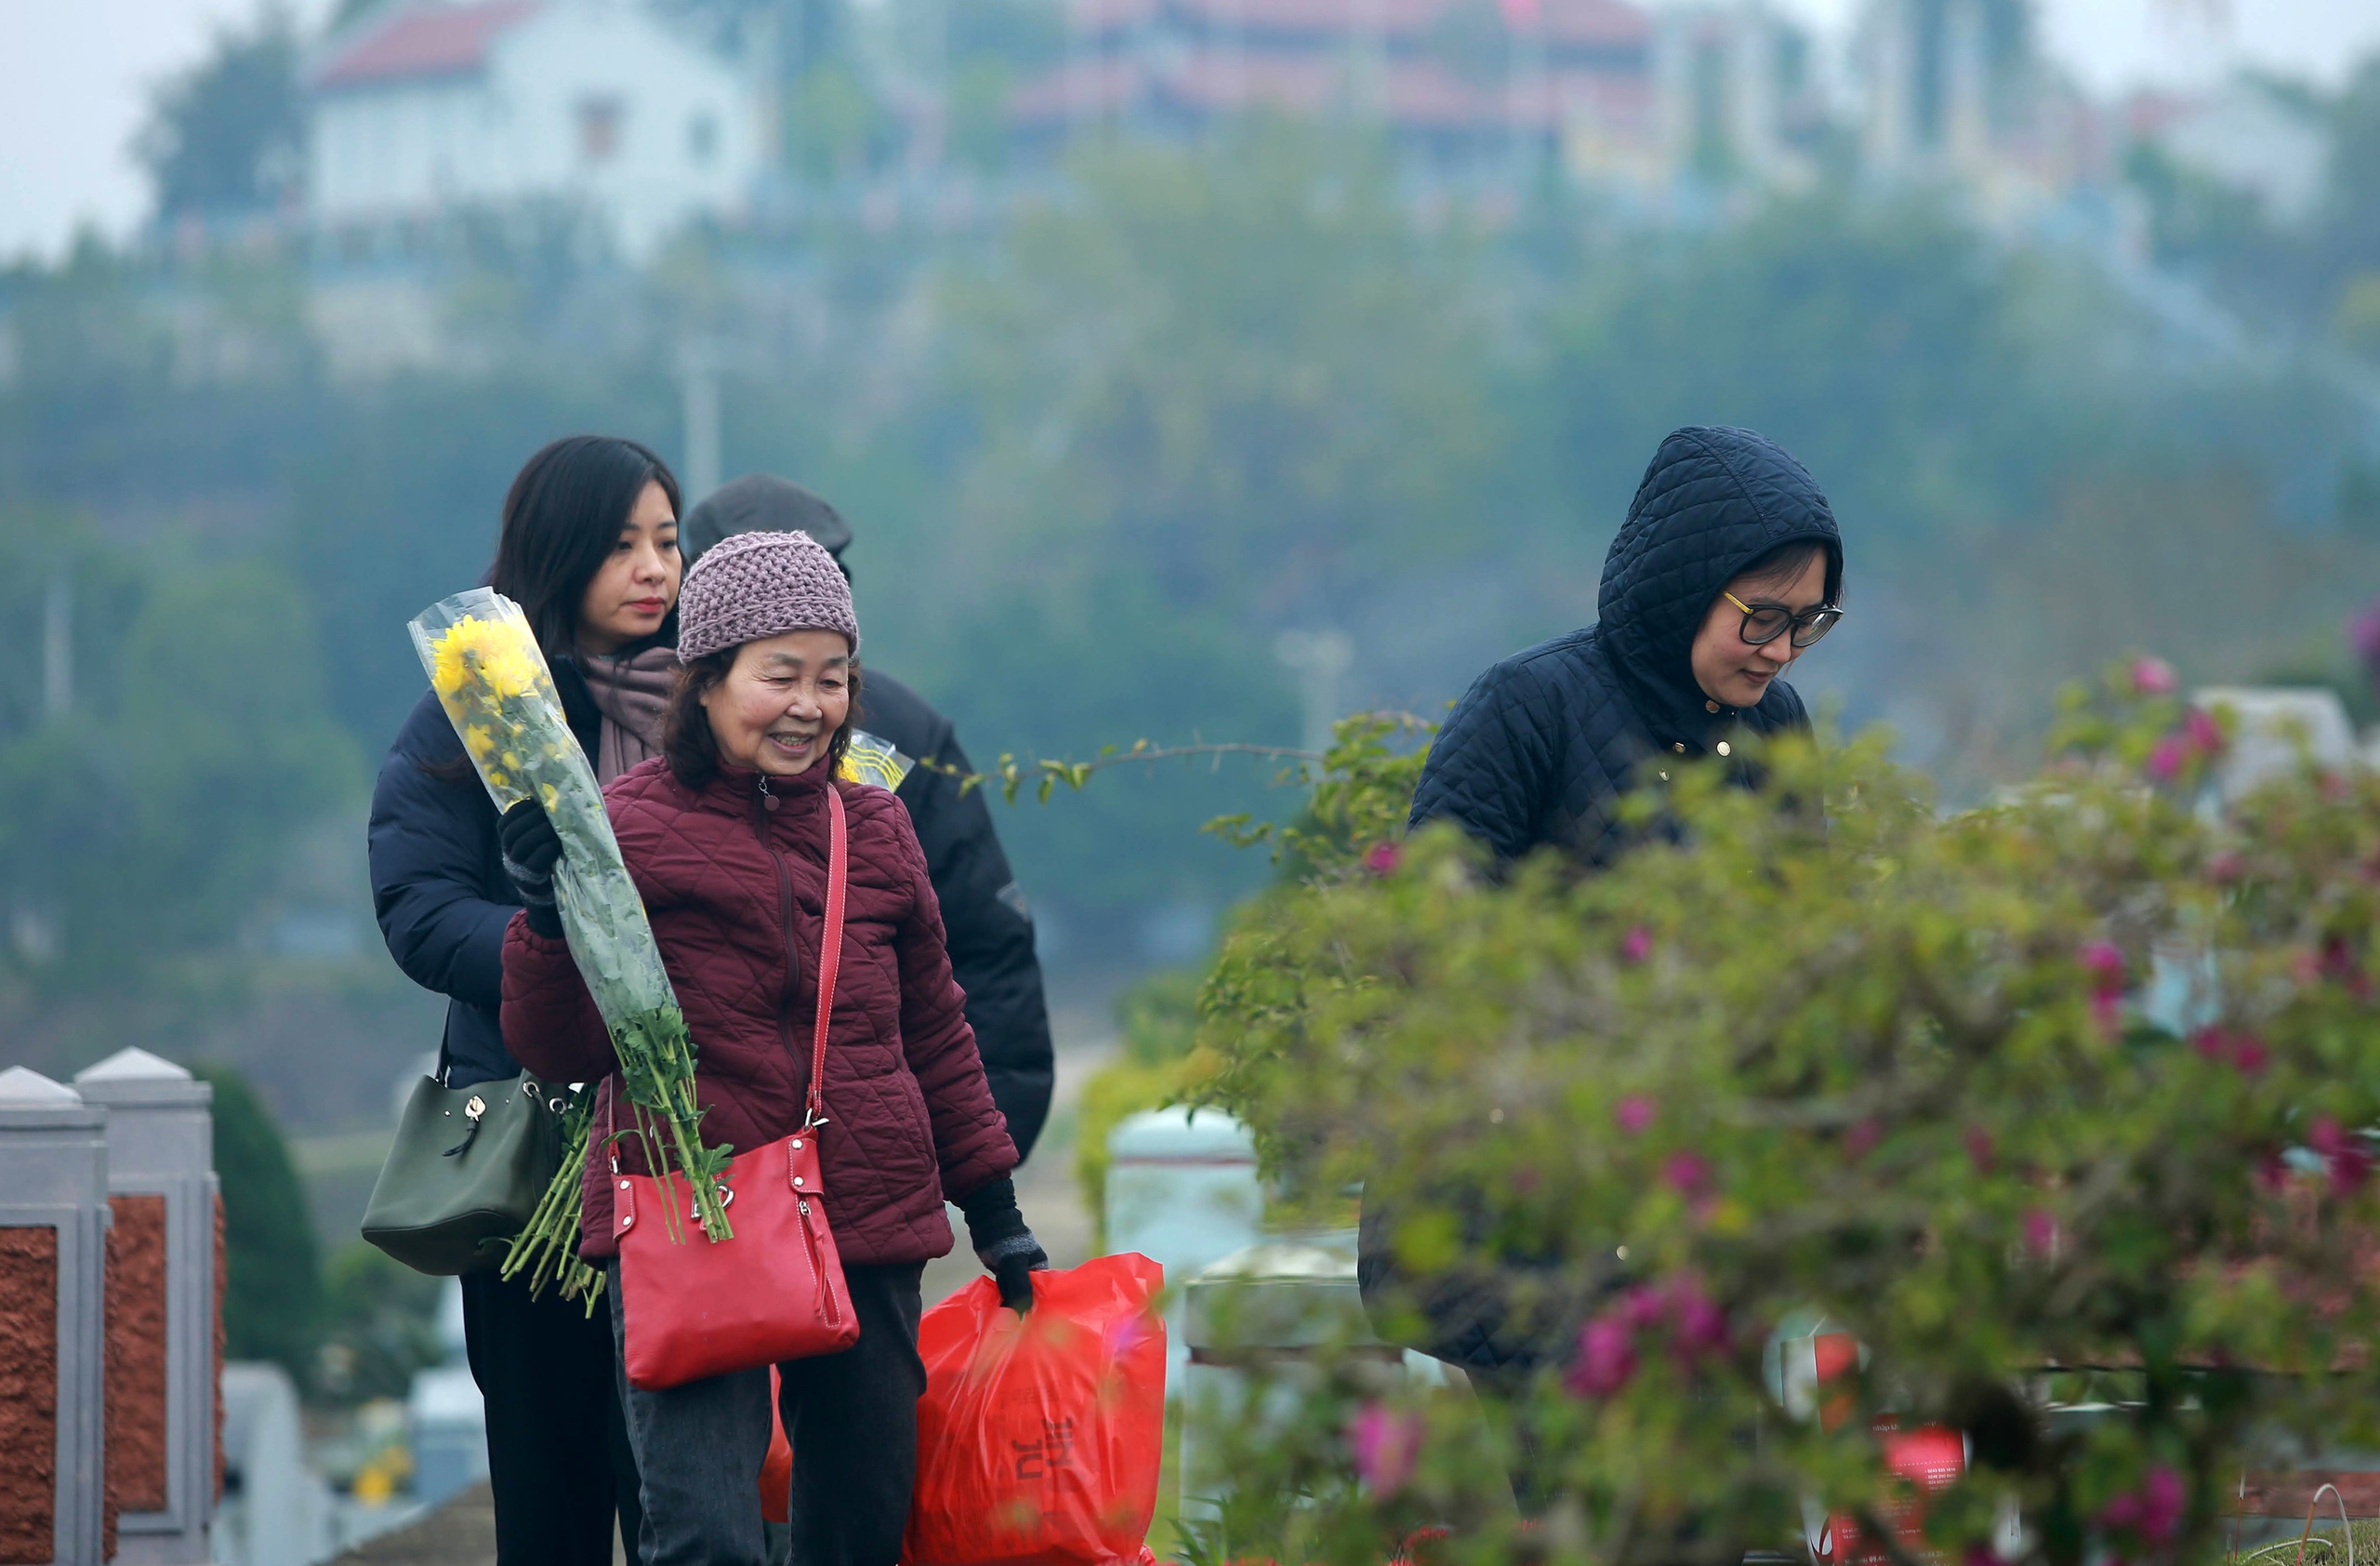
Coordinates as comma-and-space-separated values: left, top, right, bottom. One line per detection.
1597, 426, 1841, 746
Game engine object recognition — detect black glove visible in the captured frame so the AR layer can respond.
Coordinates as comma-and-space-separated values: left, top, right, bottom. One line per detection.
498, 799, 565, 940
957, 1175, 1048, 1314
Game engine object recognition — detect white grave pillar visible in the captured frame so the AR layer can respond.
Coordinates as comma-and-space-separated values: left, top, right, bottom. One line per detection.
1104, 1107, 1264, 1405
0, 1066, 112, 1565
74, 1049, 220, 1564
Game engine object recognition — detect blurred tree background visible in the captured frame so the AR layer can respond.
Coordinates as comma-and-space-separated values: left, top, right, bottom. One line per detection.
7, 116, 2380, 979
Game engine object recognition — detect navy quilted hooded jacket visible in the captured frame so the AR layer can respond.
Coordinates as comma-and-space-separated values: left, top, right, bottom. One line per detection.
1367, 427, 1840, 1375
1408, 425, 1841, 865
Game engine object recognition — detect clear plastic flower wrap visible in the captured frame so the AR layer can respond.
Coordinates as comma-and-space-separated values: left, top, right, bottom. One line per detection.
407, 588, 733, 1307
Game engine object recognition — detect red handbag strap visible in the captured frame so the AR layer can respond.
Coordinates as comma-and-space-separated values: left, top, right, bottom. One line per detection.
609, 781, 852, 1158
805, 784, 848, 1130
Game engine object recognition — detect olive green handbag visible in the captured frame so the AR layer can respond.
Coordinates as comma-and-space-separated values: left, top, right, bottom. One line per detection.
362, 1055, 571, 1276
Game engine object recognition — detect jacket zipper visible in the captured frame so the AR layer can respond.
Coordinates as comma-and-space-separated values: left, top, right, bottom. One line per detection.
754, 777, 806, 1087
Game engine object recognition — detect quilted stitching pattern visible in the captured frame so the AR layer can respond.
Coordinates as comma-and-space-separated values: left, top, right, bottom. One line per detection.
502, 757, 1018, 1267
1408, 425, 1837, 867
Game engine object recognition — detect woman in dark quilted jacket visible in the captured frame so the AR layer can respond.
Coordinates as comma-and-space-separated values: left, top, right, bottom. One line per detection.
368, 434, 683, 1566
497, 529, 1041, 1566
1365, 425, 1846, 1507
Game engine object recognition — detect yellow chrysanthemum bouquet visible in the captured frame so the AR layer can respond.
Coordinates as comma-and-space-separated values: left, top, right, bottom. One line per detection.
408, 589, 734, 1310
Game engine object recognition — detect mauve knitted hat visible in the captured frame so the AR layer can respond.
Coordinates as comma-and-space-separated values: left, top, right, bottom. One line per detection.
676, 529, 860, 662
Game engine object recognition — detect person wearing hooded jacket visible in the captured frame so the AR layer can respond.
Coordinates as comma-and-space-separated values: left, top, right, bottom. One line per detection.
1360, 424, 1845, 1402
681, 475, 1057, 1161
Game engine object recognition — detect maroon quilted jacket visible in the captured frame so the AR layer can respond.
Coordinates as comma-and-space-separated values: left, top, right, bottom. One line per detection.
500, 755, 1018, 1266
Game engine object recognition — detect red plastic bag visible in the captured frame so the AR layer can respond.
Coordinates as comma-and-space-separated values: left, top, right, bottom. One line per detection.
1809, 1419, 1967, 1566
903, 1253, 1168, 1566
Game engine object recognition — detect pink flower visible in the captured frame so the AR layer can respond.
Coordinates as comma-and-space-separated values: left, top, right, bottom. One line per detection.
1844, 1118, 1882, 1161
2210, 851, 2243, 883
1620, 925, 1653, 963
1567, 1316, 1636, 1398
1364, 841, 1403, 875
2023, 1208, 2058, 1257
1346, 1403, 1423, 1494
1620, 1284, 1668, 1330
1666, 1280, 1728, 1362
2191, 1029, 2268, 1075
2311, 1116, 2372, 1195
1965, 1126, 1996, 1173
1663, 1150, 1712, 1198
2081, 943, 2126, 994
2100, 1465, 2186, 1546
1967, 1546, 2007, 1566
2147, 735, 2189, 781
1615, 1095, 1656, 1135
2182, 707, 2225, 755
2131, 657, 2178, 697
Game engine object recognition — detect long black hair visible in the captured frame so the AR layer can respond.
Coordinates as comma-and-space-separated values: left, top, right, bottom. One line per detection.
489, 436, 683, 658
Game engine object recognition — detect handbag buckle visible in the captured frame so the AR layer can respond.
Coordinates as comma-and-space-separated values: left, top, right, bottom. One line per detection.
692, 1184, 735, 1231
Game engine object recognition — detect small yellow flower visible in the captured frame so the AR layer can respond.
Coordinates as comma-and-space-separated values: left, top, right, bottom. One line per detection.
431, 614, 549, 705
487, 770, 509, 790
464, 725, 496, 759
540, 784, 560, 812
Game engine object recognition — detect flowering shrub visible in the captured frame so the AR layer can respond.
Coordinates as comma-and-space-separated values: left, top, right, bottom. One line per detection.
1183, 670, 2380, 1566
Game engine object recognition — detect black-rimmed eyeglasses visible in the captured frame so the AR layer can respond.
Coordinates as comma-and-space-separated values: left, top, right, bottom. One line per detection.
1723, 591, 1844, 649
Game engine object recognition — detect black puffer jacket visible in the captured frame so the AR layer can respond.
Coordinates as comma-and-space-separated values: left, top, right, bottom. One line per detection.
858, 670, 1057, 1160
1367, 426, 1843, 1375
1408, 424, 1841, 866
369, 659, 608, 1090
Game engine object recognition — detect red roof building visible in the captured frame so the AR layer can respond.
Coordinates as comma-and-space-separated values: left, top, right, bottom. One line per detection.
307, 0, 544, 93
1011, 0, 1659, 168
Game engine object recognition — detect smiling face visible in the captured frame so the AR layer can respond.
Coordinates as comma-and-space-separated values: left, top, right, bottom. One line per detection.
575, 480, 681, 656
697, 630, 853, 776
1687, 550, 1831, 710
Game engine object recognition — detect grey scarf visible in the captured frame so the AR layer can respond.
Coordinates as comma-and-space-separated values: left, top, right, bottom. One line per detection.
576, 646, 678, 784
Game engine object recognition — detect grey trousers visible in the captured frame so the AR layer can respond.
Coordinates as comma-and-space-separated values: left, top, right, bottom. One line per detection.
608, 1260, 928, 1566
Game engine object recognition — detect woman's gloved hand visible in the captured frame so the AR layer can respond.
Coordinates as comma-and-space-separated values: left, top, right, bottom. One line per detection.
957, 1174, 1048, 1314
498, 799, 565, 939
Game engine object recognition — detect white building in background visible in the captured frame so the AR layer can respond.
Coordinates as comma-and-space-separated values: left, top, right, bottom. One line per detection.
2127, 77, 2332, 231
304, 0, 763, 260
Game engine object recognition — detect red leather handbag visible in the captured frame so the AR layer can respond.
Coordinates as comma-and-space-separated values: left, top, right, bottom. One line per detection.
613, 783, 861, 1391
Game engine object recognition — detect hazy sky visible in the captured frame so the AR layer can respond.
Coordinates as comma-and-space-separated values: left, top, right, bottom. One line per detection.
5, 0, 2379, 263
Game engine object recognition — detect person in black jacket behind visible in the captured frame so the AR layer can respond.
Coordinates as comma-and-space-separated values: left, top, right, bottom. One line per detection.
681, 474, 1057, 1160
1407, 424, 1844, 871
369, 435, 684, 1565
1362, 426, 1845, 1500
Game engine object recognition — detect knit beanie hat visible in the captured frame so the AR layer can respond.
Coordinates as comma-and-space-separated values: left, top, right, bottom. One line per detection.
676, 530, 860, 662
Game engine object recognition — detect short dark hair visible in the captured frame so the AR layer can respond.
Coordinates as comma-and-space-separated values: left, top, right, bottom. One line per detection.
489, 436, 683, 660
662, 649, 862, 791
1734, 538, 1842, 604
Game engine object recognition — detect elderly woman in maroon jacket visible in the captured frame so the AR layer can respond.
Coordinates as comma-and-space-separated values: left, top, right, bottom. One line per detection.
496, 529, 1043, 1566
